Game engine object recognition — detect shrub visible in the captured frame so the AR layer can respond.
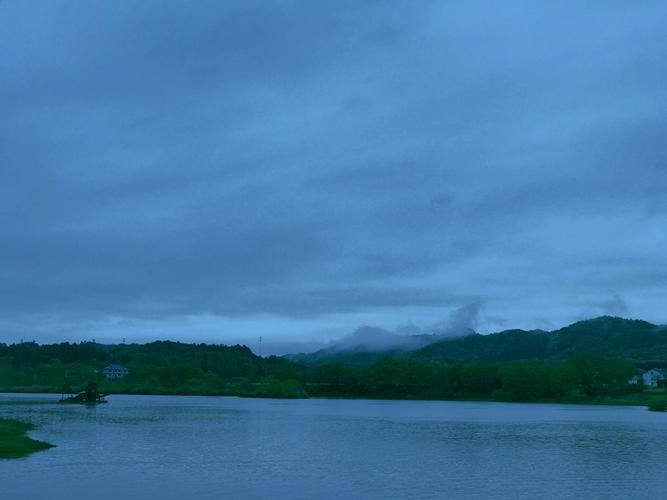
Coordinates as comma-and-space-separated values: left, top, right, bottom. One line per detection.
648, 398, 667, 412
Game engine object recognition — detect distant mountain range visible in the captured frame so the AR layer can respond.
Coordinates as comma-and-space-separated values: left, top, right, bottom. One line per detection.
285, 317, 667, 367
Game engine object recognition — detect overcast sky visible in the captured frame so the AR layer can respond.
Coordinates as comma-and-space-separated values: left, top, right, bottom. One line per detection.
1, 1, 666, 352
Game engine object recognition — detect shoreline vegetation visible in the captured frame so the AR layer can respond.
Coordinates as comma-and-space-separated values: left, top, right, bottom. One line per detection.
0, 418, 54, 459
1, 316, 666, 408
6, 355, 661, 408
0, 356, 658, 404
1, 387, 665, 404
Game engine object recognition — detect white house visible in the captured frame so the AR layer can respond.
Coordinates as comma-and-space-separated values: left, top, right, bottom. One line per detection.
642, 368, 665, 388
103, 364, 129, 380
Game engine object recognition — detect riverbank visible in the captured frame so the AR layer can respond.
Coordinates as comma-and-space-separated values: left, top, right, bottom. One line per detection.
0, 379, 308, 399
0, 418, 54, 459
2, 386, 665, 407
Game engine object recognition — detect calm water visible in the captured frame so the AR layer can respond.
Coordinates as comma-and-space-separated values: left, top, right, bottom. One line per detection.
1, 394, 666, 499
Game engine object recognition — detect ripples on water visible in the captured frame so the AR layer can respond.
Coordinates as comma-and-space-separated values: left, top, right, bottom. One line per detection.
1, 394, 665, 499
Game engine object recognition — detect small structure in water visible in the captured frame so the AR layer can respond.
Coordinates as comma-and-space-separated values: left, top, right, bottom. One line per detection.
59, 382, 108, 404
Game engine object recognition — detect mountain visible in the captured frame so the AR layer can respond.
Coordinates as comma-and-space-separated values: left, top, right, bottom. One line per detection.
286, 317, 667, 366
412, 316, 667, 364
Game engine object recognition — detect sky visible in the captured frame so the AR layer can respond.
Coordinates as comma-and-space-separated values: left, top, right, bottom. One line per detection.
1, 1, 666, 353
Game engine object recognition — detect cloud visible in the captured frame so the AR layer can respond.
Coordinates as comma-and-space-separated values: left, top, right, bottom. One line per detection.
328, 302, 482, 353
333, 326, 419, 351
438, 302, 482, 335
0, 1, 666, 344
598, 294, 629, 317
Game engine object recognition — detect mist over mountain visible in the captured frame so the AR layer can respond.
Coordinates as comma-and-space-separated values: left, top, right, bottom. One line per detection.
285, 326, 447, 366
287, 316, 667, 366
285, 303, 480, 364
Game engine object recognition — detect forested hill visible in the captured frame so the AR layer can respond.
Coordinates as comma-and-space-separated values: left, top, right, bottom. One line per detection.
2, 317, 666, 403
0, 340, 305, 397
289, 317, 667, 367
413, 316, 666, 365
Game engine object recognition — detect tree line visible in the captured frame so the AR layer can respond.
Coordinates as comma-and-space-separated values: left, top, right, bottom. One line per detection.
307, 356, 636, 401
0, 340, 643, 402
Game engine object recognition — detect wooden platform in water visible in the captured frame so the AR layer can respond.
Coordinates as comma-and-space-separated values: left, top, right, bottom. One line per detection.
59, 382, 108, 404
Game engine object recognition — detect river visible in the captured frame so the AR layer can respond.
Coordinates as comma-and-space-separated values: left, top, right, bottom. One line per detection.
1, 394, 665, 499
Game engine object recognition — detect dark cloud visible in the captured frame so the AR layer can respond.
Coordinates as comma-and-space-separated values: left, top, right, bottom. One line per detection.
0, 1, 666, 345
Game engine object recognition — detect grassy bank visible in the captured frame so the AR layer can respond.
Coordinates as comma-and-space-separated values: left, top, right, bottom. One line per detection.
0, 378, 309, 399
3, 386, 666, 408
0, 418, 54, 459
